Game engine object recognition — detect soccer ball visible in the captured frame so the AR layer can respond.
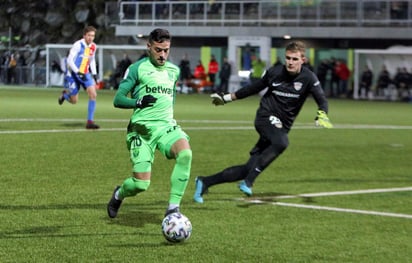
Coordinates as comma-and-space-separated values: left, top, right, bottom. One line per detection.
161, 212, 192, 243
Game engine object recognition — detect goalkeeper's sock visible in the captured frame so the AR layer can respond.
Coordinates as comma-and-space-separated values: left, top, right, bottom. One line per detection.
167, 204, 179, 211
243, 168, 262, 187
244, 144, 283, 185
87, 100, 96, 122
169, 149, 192, 205
203, 165, 247, 187
114, 189, 123, 201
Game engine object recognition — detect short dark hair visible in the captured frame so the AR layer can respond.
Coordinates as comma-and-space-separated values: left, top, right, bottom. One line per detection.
84, 26, 97, 35
149, 28, 171, 43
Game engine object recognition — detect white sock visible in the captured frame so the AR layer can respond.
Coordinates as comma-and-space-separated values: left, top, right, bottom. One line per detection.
114, 190, 123, 200
168, 204, 179, 211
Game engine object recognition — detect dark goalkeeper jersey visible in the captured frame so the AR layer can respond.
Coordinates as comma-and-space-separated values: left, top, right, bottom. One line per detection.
235, 65, 328, 131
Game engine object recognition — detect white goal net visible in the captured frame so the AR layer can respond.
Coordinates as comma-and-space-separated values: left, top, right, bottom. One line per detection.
354, 47, 412, 100
45, 44, 147, 88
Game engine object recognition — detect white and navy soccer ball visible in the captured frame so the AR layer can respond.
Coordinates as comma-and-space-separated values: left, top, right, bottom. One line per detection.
161, 212, 192, 243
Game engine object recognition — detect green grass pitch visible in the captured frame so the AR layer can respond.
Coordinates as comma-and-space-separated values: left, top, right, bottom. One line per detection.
0, 86, 411, 262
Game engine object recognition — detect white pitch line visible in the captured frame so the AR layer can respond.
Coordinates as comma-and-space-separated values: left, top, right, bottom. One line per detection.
275, 186, 412, 200
0, 128, 125, 134
0, 127, 254, 135
2, 124, 412, 135
1, 118, 412, 129
0, 118, 250, 124
244, 186, 412, 219
273, 202, 412, 219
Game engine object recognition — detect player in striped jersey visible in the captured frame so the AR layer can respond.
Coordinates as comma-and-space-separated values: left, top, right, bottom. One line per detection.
58, 26, 100, 129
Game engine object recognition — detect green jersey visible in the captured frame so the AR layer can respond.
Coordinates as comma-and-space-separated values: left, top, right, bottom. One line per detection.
113, 57, 180, 128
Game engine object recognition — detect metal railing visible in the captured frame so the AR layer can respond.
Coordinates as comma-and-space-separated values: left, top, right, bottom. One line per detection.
0, 65, 46, 86
117, 0, 412, 28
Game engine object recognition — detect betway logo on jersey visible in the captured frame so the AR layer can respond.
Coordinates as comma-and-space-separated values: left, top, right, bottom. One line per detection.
272, 90, 300, 98
145, 85, 173, 95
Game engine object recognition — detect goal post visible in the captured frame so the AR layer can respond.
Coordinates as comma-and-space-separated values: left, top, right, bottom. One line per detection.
45, 44, 147, 87
353, 47, 412, 100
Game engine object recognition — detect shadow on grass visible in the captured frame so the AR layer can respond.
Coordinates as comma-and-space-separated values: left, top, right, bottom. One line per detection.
114, 239, 192, 247
0, 202, 164, 227
106, 210, 161, 228
0, 203, 166, 241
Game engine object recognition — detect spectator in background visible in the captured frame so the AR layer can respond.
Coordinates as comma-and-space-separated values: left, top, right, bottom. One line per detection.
208, 1, 220, 14
194, 60, 206, 79
329, 57, 339, 97
394, 67, 410, 101
390, 1, 407, 19
50, 59, 64, 86
303, 59, 314, 72
119, 53, 132, 76
376, 65, 392, 98
316, 59, 329, 91
110, 53, 132, 90
208, 54, 219, 92
359, 65, 373, 99
7, 53, 17, 84
51, 60, 63, 73
334, 59, 351, 98
109, 61, 122, 89
0, 53, 6, 83
179, 53, 192, 89
16, 52, 27, 84
218, 56, 231, 93
117, 53, 132, 87
250, 57, 266, 84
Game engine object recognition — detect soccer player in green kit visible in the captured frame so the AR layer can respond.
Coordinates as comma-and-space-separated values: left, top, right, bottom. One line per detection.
107, 28, 192, 218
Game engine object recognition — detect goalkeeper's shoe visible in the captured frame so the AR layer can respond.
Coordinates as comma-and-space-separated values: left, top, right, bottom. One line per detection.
193, 177, 207, 204
107, 186, 122, 218
315, 110, 333, 128
239, 180, 252, 196
164, 207, 180, 217
58, 91, 66, 105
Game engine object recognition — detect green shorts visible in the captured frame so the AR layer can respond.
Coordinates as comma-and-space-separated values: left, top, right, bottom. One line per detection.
126, 122, 189, 173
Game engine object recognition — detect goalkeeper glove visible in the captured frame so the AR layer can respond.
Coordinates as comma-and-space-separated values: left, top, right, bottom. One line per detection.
315, 110, 333, 128
136, 95, 157, 109
210, 93, 232, 106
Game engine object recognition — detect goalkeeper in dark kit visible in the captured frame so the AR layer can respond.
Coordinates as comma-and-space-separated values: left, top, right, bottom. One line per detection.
194, 41, 333, 203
